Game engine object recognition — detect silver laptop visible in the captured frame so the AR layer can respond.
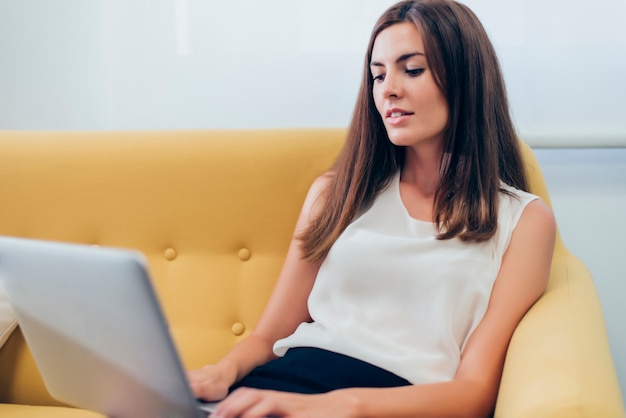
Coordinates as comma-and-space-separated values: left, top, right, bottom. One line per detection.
0, 236, 218, 418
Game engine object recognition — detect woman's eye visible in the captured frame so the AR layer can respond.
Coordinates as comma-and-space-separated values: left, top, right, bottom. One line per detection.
407, 68, 425, 77
373, 74, 385, 82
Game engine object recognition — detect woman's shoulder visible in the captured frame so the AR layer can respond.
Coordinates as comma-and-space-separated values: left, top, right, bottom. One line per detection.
499, 181, 538, 202
305, 172, 334, 208
309, 171, 334, 195
498, 182, 542, 217
496, 182, 553, 240
516, 198, 555, 234
296, 172, 334, 229
498, 182, 554, 237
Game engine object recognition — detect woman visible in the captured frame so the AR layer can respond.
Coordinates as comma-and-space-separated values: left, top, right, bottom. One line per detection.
188, 1, 556, 417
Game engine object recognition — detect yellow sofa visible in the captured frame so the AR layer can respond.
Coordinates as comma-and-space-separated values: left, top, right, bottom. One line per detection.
0, 129, 623, 417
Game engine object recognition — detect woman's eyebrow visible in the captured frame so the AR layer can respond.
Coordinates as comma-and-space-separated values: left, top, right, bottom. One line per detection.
370, 51, 425, 68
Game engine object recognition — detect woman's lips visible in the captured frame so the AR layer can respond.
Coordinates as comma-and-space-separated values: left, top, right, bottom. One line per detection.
386, 109, 413, 125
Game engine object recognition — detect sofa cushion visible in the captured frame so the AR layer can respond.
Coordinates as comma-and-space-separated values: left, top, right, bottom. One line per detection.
0, 281, 17, 348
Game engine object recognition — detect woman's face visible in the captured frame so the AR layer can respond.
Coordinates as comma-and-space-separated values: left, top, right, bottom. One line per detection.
370, 22, 449, 151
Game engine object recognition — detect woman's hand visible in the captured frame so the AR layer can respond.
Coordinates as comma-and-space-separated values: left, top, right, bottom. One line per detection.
212, 387, 360, 418
187, 364, 234, 402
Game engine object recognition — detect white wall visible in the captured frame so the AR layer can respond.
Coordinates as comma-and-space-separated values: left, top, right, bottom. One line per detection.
1, 0, 625, 143
0, 0, 624, 400
0, 0, 110, 129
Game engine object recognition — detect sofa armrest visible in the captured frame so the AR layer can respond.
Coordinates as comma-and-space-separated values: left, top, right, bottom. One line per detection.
0, 327, 61, 406
495, 253, 625, 417
0, 282, 17, 349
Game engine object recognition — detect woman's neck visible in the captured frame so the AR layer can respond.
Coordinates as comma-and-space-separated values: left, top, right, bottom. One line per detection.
400, 144, 443, 198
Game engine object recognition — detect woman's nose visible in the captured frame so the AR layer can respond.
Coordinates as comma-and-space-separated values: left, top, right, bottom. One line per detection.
382, 73, 400, 98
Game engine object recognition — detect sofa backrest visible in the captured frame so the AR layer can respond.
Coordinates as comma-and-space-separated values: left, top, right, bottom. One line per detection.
0, 129, 342, 378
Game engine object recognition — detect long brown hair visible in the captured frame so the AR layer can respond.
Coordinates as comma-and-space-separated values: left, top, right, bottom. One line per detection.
300, 0, 529, 262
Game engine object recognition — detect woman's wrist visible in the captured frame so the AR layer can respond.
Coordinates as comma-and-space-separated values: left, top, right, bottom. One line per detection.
212, 359, 239, 386
325, 389, 365, 418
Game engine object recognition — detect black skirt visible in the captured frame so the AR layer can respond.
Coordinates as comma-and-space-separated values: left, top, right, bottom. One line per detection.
229, 347, 411, 394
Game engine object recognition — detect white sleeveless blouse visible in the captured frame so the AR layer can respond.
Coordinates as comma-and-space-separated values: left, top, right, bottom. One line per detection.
274, 172, 538, 384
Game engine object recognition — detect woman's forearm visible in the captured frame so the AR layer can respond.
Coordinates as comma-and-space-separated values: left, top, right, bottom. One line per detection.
215, 334, 278, 385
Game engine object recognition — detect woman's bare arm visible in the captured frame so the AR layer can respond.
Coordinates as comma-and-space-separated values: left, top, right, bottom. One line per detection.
188, 175, 331, 401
